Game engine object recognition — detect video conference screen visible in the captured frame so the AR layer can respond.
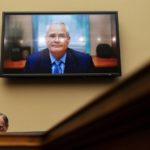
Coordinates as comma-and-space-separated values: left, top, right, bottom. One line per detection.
0, 11, 121, 77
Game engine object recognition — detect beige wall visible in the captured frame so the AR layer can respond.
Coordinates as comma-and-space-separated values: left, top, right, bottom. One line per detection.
0, 0, 150, 132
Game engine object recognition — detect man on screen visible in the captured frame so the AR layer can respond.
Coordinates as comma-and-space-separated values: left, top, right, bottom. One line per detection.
24, 22, 95, 74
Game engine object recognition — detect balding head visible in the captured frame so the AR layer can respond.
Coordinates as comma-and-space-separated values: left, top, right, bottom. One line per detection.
0, 113, 9, 133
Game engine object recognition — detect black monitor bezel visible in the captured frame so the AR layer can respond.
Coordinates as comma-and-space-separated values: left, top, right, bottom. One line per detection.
0, 11, 121, 77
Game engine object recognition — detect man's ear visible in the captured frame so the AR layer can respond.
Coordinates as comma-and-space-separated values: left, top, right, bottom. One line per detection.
68, 36, 71, 43
45, 36, 49, 44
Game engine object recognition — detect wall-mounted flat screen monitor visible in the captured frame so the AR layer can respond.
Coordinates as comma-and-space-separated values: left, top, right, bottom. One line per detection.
0, 11, 121, 77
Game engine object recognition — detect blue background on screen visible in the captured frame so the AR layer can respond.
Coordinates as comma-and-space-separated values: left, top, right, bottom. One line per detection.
32, 15, 90, 54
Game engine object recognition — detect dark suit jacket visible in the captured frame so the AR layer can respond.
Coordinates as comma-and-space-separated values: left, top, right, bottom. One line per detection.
24, 48, 95, 74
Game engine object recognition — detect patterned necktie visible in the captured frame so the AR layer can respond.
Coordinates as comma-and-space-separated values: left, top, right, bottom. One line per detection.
53, 60, 62, 74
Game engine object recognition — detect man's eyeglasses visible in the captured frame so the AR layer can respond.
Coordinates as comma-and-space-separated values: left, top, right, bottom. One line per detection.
47, 33, 68, 40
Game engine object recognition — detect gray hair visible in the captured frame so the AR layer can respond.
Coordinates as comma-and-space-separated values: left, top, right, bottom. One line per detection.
46, 22, 70, 38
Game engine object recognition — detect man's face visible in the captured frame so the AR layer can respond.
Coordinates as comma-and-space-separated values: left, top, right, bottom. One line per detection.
0, 116, 7, 132
46, 24, 70, 59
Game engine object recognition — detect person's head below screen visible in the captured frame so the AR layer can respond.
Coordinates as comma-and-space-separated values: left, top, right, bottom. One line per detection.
0, 113, 9, 133
46, 22, 70, 60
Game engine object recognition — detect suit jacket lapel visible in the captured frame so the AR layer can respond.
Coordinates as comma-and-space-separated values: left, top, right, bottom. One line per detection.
40, 49, 52, 73
65, 49, 78, 73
